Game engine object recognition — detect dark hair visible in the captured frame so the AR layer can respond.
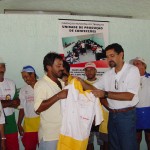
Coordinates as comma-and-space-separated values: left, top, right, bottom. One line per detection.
105, 43, 124, 54
43, 52, 63, 72
63, 60, 70, 73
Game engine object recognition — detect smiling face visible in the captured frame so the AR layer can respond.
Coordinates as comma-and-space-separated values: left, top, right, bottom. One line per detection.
47, 58, 64, 79
21, 72, 36, 85
106, 49, 123, 68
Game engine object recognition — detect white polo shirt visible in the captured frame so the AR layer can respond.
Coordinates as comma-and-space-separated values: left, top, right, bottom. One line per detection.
34, 75, 64, 141
0, 78, 15, 116
19, 85, 39, 118
94, 63, 140, 109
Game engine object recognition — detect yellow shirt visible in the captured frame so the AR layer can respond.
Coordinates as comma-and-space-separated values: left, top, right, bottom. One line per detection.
34, 75, 64, 141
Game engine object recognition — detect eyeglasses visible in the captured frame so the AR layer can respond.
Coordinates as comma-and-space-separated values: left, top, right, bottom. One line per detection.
115, 80, 118, 90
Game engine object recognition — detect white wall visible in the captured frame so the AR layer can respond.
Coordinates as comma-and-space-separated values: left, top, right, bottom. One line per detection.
0, 14, 149, 150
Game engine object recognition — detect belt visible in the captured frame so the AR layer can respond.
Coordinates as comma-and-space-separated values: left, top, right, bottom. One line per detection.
109, 106, 135, 113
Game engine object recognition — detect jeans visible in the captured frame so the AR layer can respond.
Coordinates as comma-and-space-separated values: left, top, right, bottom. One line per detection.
108, 109, 137, 150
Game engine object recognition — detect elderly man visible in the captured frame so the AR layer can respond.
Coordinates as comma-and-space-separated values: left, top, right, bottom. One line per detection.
130, 57, 150, 150
0, 57, 20, 150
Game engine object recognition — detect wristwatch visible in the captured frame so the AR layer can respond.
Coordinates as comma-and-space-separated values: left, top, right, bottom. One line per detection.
104, 91, 108, 99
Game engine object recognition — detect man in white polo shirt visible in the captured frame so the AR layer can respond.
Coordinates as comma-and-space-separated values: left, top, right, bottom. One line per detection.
34, 52, 68, 150
78, 43, 140, 150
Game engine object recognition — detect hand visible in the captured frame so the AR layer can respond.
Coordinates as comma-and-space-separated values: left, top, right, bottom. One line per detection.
91, 89, 105, 98
11, 99, 20, 108
17, 124, 24, 136
57, 89, 68, 100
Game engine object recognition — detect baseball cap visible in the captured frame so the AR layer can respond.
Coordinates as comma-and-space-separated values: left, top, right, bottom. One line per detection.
129, 57, 146, 65
0, 57, 5, 64
84, 62, 96, 69
21, 65, 39, 79
22, 65, 36, 73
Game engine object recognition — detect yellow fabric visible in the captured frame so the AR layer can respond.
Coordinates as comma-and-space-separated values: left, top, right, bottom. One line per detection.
68, 74, 73, 83
57, 134, 88, 150
99, 107, 109, 134
23, 116, 40, 132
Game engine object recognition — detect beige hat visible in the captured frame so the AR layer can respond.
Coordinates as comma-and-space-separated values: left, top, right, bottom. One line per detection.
129, 57, 146, 65
0, 57, 5, 64
84, 62, 96, 69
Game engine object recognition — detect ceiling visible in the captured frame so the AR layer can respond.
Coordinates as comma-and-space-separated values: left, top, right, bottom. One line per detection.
0, 0, 150, 20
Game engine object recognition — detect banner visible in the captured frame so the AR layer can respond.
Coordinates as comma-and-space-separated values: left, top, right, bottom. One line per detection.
59, 19, 109, 79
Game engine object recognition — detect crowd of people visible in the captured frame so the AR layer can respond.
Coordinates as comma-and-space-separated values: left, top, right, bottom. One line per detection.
0, 43, 149, 150
65, 39, 105, 64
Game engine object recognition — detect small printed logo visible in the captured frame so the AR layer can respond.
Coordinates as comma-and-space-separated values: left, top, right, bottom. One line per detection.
5, 94, 11, 100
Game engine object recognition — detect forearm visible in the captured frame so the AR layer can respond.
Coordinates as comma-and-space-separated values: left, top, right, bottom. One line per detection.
36, 93, 59, 114
17, 109, 24, 126
1, 100, 13, 108
107, 91, 134, 101
0, 124, 5, 138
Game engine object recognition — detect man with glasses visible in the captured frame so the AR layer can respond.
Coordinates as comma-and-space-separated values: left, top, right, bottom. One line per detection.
78, 43, 140, 150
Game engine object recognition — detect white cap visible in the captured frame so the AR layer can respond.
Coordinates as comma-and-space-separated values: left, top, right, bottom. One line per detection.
129, 57, 146, 65
84, 62, 96, 69
0, 57, 5, 64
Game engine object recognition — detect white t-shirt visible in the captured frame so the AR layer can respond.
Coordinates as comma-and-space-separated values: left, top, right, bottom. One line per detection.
60, 79, 103, 140
94, 63, 140, 109
0, 78, 15, 116
19, 84, 39, 118
136, 76, 150, 108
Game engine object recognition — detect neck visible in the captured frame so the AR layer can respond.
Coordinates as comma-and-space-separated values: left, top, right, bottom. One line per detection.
0, 77, 4, 82
115, 61, 124, 73
140, 70, 145, 76
87, 77, 97, 81
47, 73, 58, 83
30, 80, 37, 88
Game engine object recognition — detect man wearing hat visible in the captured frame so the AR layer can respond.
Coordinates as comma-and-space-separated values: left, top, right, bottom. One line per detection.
17, 65, 40, 150
130, 57, 150, 150
84, 62, 108, 150
0, 57, 20, 150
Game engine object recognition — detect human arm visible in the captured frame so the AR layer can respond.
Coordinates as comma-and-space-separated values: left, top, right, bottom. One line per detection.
17, 109, 25, 136
92, 90, 134, 101
35, 89, 68, 114
1, 99, 20, 108
0, 124, 6, 150
75, 77, 97, 90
